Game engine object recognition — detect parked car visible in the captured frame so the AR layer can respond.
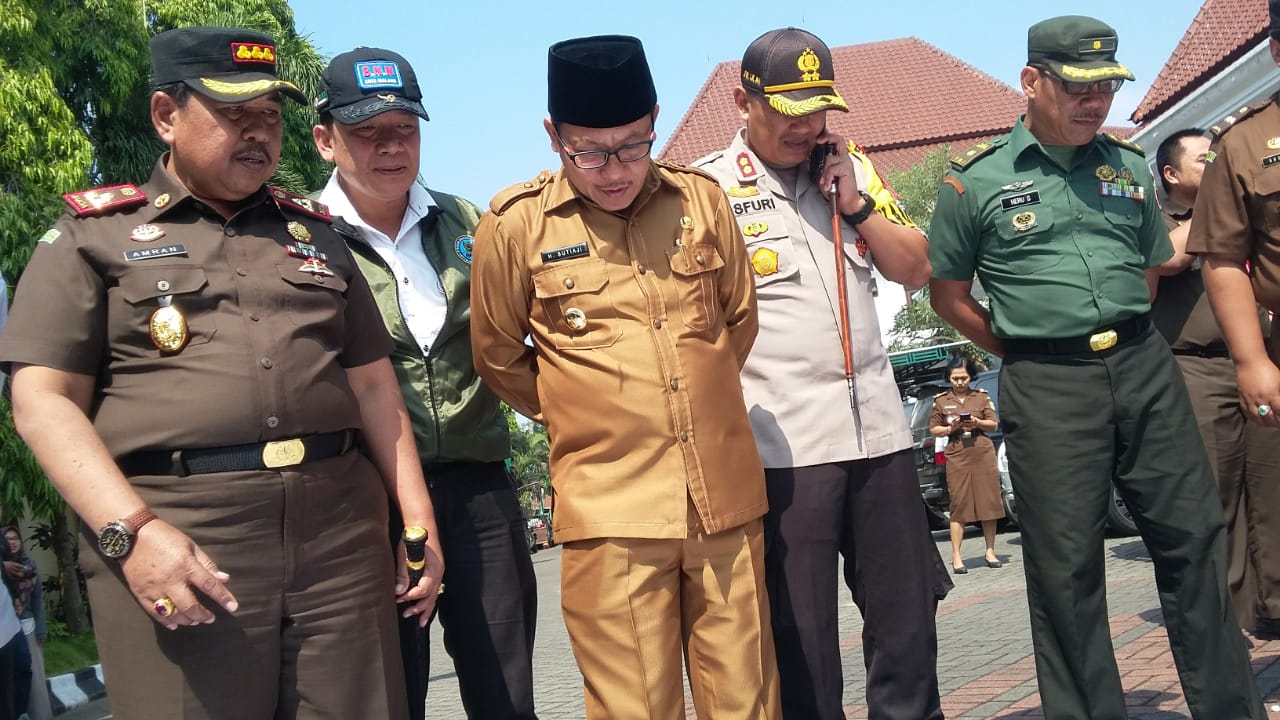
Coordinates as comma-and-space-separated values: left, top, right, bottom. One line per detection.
902, 370, 1136, 535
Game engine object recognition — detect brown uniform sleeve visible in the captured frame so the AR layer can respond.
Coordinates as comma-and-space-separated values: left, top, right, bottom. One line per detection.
0, 219, 106, 376
1188, 134, 1252, 261
711, 187, 759, 368
336, 241, 395, 368
929, 396, 946, 429
979, 392, 998, 425
470, 211, 542, 420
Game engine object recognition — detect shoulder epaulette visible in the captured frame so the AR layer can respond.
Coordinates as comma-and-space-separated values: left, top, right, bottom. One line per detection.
62, 184, 146, 217
1209, 101, 1270, 138
490, 170, 553, 215
656, 159, 719, 184
270, 186, 331, 221
950, 138, 1005, 170
975, 387, 989, 394
933, 390, 948, 399
1102, 133, 1144, 155
690, 149, 725, 168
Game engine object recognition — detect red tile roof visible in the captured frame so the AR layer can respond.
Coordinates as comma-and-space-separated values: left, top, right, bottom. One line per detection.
660, 37, 1027, 175
1130, 0, 1268, 124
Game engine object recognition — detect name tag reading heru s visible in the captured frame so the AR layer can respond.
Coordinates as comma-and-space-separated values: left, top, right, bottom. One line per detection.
999, 191, 1041, 212
540, 243, 589, 264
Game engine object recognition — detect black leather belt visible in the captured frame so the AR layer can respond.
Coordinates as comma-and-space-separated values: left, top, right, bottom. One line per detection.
1002, 314, 1150, 357
1170, 344, 1231, 359
118, 430, 354, 477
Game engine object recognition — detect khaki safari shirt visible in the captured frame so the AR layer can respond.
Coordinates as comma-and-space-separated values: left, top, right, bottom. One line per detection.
470, 161, 766, 543
0, 159, 393, 458
695, 130, 914, 465
930, 119, 1172, 339
1188, 95, 1280, 313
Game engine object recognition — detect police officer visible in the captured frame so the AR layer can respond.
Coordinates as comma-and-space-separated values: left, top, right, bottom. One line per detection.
470, 35, 780, 720
1152, 129, 1280, 638
0, 27, 442, 719
311, 47, 538, 719
694, 27, 948, 720
928, 15, 1264, 719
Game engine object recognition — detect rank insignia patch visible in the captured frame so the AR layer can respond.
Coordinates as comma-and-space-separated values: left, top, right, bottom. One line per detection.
727, 185, 759, 198
1012, 212, 1037, 232
751, 247, 779, 277
63, 184, 146, 217
231, 42, 277, 65
38, 228, 61, 245
736, 152, 758, 179
154, 193, 172, 209
742, 221, 769, 238
455, 235, 474, 264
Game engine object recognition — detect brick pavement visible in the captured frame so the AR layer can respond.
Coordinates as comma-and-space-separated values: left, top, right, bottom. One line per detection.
424, 530, 1280, 719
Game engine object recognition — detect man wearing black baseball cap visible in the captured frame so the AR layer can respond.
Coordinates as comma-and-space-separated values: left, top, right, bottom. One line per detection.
312, 47, 537, 720
470, 35, 780, 719
930, 14, 1266, 719
0, 26, 442, 719
696, 27, 945, 720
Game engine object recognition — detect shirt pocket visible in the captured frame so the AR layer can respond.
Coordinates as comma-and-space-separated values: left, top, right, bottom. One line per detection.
1249, 169, 1280, 226
532, 259, 622, 350
277, 263, 350, 350
665, 242, 725, 333
994, 205, 1062, 274
117, 265, 216, 354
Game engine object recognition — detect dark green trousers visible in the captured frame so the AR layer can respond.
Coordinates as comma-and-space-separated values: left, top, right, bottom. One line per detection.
1000, 327, 1264, 720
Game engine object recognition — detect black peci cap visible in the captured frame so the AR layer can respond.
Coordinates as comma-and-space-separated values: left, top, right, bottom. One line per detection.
547, 35, 656, 128
150, 26, 306, 104
316, 47, 429, 124
740, 27, 849, 117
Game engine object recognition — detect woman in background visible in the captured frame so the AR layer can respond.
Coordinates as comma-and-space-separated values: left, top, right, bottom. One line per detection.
4, 527, 50, 720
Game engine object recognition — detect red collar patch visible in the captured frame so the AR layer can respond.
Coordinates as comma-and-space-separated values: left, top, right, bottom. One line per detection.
736, 152, 758, 180
269, 186, 331, 222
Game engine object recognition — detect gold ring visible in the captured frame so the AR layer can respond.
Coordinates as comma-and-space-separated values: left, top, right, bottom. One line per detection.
436, 583, 445, 596
153, 597, 176, 617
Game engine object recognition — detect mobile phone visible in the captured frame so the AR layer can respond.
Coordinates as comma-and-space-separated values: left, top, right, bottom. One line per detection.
809, 141, 836, 185
960, 413, 972, 421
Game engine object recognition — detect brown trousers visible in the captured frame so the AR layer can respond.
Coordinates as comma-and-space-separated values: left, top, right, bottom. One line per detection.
1177, 354, 1280, 628
559, 514, 780, 720
81, 451, 408, 720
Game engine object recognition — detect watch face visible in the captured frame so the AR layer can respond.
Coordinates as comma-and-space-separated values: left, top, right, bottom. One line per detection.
98, 523, 132, 559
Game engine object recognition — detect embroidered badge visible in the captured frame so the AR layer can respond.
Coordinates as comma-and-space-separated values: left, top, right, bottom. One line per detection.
1095, 165, 1116, 182
751, 247, 779, 277
741, 221, 769, 238
1205, 150, 1217, 164
354, 60, 404, 90
1011, 212, 1037, 232
999, 191, 1041, 212
726, 185, 759, 198
130, 224, 165, 242
454, 235, 474, 264
540, 242, 589, 264
736, 152, 758, 180
124, 244, 187, 262
38, 228, 61, 245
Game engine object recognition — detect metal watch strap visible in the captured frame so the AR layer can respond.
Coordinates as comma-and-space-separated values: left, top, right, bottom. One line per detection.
841, 191, 877, 227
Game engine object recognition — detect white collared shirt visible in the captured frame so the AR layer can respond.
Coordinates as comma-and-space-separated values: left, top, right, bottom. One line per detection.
320, 172, 447, 354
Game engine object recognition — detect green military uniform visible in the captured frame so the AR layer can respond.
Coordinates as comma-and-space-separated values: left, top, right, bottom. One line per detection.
929, 17, 1263, 716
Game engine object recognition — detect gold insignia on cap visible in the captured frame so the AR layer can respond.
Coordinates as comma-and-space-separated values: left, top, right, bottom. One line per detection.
565, 307, 587, 331
150, 305, 189, 352
1095, 165, 1116, 182
287, 221, 311, 243
154, 193, 171, 208
751, 247, 779, 277
797, 48, 821, 82
1012, 211, 1037, 232
378, 93, 397, 104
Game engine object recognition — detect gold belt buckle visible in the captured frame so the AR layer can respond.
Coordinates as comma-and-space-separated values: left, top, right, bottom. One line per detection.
1089, 329, 1119, 352
262, 438, 306, 468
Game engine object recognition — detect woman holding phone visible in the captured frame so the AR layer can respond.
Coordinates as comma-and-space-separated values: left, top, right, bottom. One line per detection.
929, 357, 1004, 573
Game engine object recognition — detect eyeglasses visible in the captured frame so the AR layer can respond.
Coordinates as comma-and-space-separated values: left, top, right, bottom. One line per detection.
554, 130, 655, 170
1034, 66, 1124, 96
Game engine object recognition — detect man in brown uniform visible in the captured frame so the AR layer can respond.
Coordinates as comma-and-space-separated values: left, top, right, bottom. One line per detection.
470, 35, 780, 720
0, 27, 442, 719
1154, 129, 1280, 638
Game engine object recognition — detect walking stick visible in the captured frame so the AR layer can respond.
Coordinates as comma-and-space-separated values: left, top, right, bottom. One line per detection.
829, 177, 863, 445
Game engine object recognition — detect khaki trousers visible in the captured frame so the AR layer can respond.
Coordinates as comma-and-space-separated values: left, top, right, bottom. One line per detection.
560, 516, 780, 720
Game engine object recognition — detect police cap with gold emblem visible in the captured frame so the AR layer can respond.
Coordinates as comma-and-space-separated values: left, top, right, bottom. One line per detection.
151, 26, 306, 104
740, 27, 849, 117
317, 47, 430, 124
548, 35, 657, 128
1027, 15, 1135, 83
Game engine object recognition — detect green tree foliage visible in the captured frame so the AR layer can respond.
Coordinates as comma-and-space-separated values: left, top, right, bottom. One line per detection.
1, 0, 329, 632
503, 406, 550, 512
886, 145, 951, 231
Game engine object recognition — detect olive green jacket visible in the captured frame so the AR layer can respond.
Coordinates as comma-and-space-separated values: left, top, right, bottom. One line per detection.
331, 188, 510, 464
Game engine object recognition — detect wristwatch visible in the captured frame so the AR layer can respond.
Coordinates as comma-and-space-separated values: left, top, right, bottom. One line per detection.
97, 507, 158, 559
841, 191, 877, 227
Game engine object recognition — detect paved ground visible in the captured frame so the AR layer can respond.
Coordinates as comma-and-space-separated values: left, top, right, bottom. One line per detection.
422, 528, 1280, 719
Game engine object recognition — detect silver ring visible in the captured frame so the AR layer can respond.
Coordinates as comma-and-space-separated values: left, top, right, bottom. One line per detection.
1259, 404, 1273, 418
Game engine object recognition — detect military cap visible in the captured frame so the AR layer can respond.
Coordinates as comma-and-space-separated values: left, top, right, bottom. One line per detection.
316, 47, 429, 124
1027, 16, 1135, 83
151, 26, 306, 104
740, 27, 849, 117
547, 35, 656, 128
